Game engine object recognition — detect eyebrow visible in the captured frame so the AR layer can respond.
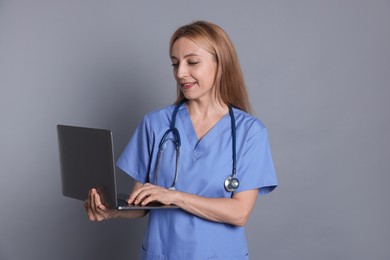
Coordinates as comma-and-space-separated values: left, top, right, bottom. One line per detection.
170, 53, 200, 60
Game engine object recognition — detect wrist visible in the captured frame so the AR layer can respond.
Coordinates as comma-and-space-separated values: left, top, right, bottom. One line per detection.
111, 209, 121, 219
172, 190, 184, 206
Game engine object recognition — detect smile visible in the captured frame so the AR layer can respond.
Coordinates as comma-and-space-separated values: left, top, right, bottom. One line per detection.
180, 82, 196, 89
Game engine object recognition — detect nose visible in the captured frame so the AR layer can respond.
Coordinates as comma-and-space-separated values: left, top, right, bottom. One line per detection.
176, 63, 188, 79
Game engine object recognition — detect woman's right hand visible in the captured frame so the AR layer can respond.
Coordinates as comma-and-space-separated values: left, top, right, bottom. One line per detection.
84, 188, 118, 221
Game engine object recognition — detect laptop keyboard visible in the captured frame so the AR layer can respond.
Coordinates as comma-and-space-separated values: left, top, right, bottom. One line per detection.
117, 198, 129, 207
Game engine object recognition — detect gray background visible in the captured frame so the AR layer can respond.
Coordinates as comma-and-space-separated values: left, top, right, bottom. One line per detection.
0, 1, 389, 259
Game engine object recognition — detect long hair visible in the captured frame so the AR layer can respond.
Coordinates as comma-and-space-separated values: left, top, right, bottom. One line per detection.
169, 21, 251, 114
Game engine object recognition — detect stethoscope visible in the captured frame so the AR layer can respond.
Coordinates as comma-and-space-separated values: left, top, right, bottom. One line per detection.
154, 101, 239, 192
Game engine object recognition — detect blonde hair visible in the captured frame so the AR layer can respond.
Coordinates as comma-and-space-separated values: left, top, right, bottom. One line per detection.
169, 21, 251, 113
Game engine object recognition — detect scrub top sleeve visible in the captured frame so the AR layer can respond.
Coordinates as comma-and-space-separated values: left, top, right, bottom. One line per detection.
235, 127, 277, 196
116, 116, 154, 184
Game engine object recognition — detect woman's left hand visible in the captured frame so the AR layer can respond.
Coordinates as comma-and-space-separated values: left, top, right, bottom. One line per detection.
127, 183, 177, 206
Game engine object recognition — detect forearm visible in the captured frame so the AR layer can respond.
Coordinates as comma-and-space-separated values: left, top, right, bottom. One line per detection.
129, 183, 258, 226
113, 209, 148, 219
173, 189, 258, 227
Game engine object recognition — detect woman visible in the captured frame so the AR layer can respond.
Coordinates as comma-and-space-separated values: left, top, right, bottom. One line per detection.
85, 20, 277, 259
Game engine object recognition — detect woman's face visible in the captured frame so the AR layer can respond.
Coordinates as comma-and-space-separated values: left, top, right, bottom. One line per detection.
170, 37, 218, 103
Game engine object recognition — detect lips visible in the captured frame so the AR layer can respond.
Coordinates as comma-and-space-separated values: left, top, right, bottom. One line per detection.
180, 82, 196, 89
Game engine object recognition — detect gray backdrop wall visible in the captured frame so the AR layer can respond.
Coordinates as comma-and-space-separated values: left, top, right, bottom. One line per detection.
1, 1, 389, 259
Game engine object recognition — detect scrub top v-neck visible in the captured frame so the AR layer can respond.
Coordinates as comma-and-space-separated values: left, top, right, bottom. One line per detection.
117, 104, 277, 259
178, 105, 231, 162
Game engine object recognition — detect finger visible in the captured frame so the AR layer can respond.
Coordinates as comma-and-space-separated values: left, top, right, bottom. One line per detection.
140, 187, 165, 205
127, 182, 155, 204
94, 194, 108, 214
86, 189, 97, 221
141, 192, 164, 206
139, 187, 166, 205
140, 194, 154, 205
86, 204, 98, 221
128, 186, 146, 204
90, 189, 103, 220
85, 200, 97, 221
95, 204, 106, 221
133, 187, 155, 205
93, 193, 104, 214
93, 192, 114, 221
88, 188, 96, 209
128, 183, 152, 204
87, 207, 97, 221
144, 188, 174, 206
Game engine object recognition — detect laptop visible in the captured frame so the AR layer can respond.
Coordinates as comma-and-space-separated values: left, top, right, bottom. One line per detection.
57, 124, 178, 210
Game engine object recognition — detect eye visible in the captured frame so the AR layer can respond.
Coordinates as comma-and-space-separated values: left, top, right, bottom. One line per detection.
171, 63, 179, 69
188, 60, 199, 66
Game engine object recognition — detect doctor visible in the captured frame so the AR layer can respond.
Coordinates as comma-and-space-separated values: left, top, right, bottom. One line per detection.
85, 20, 277, 259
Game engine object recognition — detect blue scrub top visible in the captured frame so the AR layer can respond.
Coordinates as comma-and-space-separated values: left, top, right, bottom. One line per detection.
117, 104, 277, 260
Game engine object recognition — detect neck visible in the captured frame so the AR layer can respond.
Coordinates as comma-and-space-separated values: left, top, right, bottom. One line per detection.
186, 99, 228, 118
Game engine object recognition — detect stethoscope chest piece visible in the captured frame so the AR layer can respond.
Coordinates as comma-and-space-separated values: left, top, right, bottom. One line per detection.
224, 175, 239, 192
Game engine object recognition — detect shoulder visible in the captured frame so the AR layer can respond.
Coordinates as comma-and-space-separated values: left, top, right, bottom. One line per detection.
232, 107, 266, 138
141, 104, 175, 124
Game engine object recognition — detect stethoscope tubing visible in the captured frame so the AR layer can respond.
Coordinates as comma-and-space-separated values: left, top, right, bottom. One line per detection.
154, 101, 239, 192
